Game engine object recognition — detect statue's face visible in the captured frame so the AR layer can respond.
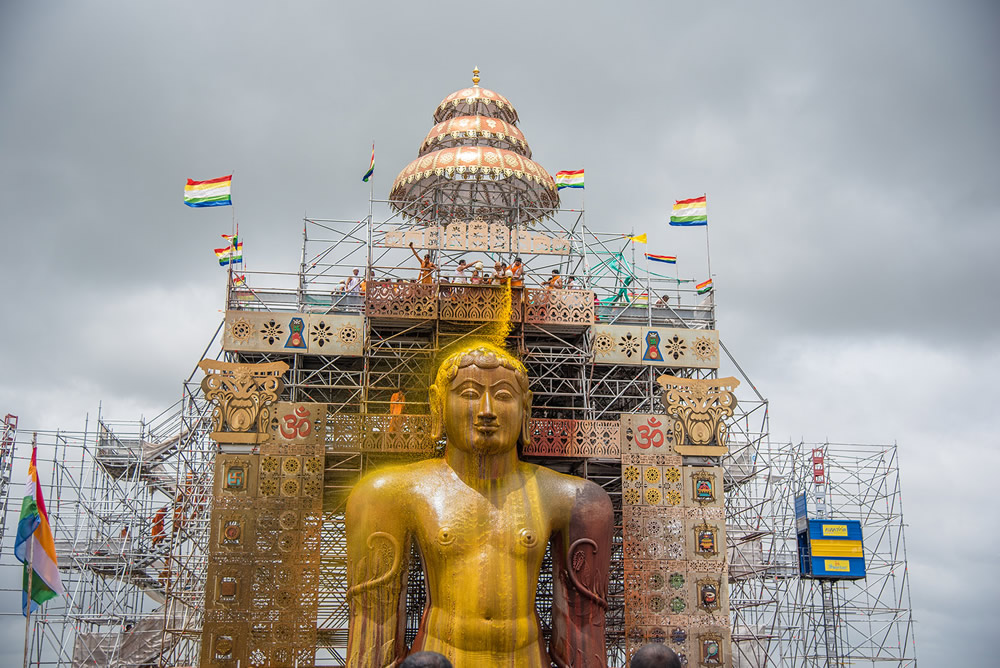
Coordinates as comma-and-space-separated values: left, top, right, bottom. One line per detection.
445, 363, 524, 455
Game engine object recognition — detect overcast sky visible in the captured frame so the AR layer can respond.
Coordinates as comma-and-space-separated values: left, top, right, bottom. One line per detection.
1, 1, 997, 664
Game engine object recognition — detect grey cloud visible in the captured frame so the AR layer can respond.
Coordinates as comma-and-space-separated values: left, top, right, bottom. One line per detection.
2, 1, 997, 664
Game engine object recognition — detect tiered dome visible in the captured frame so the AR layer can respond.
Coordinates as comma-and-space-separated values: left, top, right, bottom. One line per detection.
389, 70, 559, 226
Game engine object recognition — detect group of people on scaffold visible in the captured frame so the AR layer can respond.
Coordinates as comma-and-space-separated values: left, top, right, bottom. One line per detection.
333, 242, 577, 296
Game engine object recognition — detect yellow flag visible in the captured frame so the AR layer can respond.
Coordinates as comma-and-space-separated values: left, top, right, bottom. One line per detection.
628, 233, 647, 243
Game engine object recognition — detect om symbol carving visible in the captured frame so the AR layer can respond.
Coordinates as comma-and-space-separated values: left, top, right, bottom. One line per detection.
279, 406, 313, 439
634, 416, 665, 450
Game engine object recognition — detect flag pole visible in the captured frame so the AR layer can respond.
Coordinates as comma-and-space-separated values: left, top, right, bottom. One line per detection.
644, 248, 652, 326
23, 539, 31, 668
703, 192, 713, 282
367, 140, 374, 286
23, 434, 36, 668
228, 173, 237, 305
580, 170, 586, 285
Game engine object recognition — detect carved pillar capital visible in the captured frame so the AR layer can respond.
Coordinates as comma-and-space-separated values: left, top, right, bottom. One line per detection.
655, 375, 740, 456
199, 360, 288, 445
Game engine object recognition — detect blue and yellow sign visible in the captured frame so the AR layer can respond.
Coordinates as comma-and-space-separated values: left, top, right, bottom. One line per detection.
797, 519, 866, 580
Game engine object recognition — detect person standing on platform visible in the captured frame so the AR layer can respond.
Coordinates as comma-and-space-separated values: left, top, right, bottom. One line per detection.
455, 258, 470, 283
510, 256, 524, 288
346, 268, 362, 294
389, 388, 405, 432
491, 260, 508, 284
409, 243, 437, 284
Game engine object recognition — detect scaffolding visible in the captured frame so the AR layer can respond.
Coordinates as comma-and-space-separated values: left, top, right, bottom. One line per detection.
0, 414, 16, 548
0, 366, 219, 666
1, 76, 916, 667
773, 442, 918, 667
212, 202, 777, 666
1, 208, 917, 666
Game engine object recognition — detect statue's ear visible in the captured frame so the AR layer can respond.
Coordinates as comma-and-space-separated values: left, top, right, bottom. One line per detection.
520, 389, 533, 448
430, 385, 443, 440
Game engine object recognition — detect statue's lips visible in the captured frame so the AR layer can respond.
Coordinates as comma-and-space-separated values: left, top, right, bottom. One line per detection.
474, 423, 499, 435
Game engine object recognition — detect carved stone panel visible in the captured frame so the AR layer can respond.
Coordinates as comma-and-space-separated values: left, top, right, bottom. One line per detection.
224, 312, 364, 356
365, 282, 437, 319
438, 284, 518, 322
694, 627, 731, 667
270, 402, 326, 447
523, 288, 594, 325
591, 325, 645, 364
591, 326, 720, 368
305, 314, 364, 357
656, 376, 740, 456
686, 519, 727, 564
380, 221, 570, 254
620, 413, 677, 456
200, 360, 287, 445
638, 328, 720, 369
359, 414, 435, 454
521, 418, 620, 457
214, 454, 259, 502
684, 466, 724, 510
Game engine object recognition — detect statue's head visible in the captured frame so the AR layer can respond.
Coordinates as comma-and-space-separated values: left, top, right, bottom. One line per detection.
430, 342, 532, 453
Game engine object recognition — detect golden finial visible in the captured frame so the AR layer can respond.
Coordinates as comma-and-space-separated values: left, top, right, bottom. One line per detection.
472, 67, 480, 86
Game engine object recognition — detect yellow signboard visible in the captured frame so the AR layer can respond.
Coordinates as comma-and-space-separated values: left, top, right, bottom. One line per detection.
810, 539, 864, 558
822, 524, 848, 537
824, 559, 850, 572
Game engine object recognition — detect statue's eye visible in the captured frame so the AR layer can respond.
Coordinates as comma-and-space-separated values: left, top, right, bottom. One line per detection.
494, 390, 514, 400
460, 389, 480, 399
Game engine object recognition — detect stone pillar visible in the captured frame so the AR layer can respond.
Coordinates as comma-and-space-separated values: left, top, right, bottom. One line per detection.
198, 360, 327, 668
620, 376, 739, 668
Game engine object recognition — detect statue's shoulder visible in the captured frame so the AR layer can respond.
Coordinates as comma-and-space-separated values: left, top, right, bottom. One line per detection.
528, 463, 612, 510
350, 457, 442, 501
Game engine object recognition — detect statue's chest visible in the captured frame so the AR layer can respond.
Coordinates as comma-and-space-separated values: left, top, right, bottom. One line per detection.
419, 491, 548, 562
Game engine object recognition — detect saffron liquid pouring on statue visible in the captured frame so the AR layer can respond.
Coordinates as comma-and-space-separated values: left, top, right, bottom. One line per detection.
346, 343, 613, 667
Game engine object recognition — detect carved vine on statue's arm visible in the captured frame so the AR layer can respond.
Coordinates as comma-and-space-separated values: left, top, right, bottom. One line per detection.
549, 483, 614, 668
345, 485, 410, 668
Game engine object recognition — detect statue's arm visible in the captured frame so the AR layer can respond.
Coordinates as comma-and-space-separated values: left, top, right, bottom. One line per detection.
345, 477, 410, 668
550, 481, 614, 668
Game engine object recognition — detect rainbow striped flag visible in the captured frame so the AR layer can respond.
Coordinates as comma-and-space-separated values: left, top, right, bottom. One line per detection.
554, 169, 584, 190
362, 144, 375, 183
215, 238, 243, 266
14, 446, 63, 615
670, 195, 707, 226
696, 278, 714, 294
184, 175, 232, 208
646, 253, 676, 264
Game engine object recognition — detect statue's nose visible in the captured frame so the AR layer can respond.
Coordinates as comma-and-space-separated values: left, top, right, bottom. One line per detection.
478, 390, 497, 418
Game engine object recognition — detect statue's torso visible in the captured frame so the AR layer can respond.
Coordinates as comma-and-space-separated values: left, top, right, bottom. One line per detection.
403, 459, 574, 664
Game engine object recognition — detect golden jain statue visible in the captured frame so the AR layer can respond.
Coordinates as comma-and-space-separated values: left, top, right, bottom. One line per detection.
346, 343, 613, 667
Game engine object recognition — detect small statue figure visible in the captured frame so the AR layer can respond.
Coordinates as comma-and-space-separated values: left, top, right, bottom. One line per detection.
346, 342, 612, 667
284, 316, 307, 349
642, 330, 662, 362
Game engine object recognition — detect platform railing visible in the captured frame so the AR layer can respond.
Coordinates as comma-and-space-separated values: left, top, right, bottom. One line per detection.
228, 272, 714, 328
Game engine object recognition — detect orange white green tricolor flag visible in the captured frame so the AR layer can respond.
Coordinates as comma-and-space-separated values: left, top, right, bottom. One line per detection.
14, 446, 63, 615
184, 175, 233, 208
